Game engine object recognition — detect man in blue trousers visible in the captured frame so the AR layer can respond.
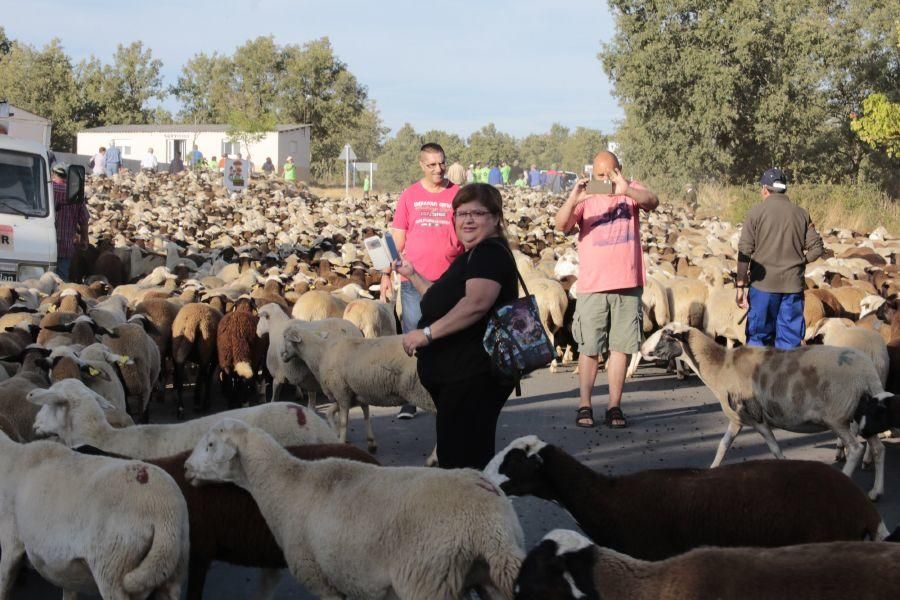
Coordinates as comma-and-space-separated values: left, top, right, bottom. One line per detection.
735, 168, 824, 348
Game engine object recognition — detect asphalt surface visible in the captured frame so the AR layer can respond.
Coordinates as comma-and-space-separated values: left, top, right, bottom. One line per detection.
15, 362, 899, 599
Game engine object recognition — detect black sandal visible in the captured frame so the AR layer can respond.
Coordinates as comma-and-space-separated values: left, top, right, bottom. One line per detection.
604, 406, 628, 429
575, 406, 595, 428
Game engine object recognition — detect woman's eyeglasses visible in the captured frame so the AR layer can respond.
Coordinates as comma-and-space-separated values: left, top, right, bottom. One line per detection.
454, 209, 492, 219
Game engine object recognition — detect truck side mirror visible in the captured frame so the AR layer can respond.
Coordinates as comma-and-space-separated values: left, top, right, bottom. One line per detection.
67, 165, 85, 204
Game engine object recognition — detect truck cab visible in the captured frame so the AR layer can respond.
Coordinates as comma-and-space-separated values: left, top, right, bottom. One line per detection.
0, 135, 84, 282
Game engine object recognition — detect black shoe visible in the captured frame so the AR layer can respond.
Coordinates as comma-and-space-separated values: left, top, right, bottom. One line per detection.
397, 404, 417, 420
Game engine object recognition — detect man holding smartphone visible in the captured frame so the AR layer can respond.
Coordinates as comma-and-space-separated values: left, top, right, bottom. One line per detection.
554, 151, 659, 429
381, 142, 462, 419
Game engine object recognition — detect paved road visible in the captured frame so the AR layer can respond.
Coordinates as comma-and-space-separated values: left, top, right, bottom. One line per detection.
16, 363, 899, 598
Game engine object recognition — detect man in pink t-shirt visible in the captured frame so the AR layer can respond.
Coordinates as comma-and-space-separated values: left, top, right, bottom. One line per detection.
380, 142, 462, 418
555, 151, 659, 429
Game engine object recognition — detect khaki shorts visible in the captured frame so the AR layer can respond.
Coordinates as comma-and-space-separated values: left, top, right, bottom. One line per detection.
573, 288, 643, 356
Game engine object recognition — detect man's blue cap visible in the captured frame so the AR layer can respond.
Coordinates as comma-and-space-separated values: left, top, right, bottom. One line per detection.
759, 168, 787, 191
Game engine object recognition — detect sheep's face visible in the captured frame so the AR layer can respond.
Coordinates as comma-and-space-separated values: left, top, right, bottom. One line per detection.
640, 325, 686, 361
484, 436, 551, 499
30, 392, 69, 439
256, 311, 272, 337
29, 380, 113, 443
185, 419, 245, 486
514, 533, 599, 600
856, 393, 895, 439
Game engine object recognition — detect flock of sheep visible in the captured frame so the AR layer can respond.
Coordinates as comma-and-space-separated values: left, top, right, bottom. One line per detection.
0, 168, 899, 599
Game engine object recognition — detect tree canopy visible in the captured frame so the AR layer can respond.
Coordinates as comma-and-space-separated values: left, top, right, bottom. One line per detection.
599, 0, 899, 192
171, 36, 387, 180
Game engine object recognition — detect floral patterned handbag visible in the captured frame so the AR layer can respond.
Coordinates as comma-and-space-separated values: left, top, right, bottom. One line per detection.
482, 247, 555, 391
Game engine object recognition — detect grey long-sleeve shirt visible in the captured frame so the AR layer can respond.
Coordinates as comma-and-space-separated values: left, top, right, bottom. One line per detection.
737, 193, 824, 294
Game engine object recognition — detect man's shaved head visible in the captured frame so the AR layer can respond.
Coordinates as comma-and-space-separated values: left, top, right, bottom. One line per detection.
592, 151, 621, 178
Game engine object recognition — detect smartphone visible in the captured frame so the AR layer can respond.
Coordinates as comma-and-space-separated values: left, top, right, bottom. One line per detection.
384, 231, 400, 263
586, 179, 614, 195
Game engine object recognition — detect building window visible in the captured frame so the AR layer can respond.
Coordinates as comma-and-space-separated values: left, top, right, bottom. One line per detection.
112, 139, 132, 156
221, 140, 241, 156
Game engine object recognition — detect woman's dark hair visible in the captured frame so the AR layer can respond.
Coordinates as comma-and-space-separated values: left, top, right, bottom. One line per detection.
452, 183, 506, 238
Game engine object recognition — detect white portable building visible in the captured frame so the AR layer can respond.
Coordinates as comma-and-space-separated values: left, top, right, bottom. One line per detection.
76, 123, 311, 178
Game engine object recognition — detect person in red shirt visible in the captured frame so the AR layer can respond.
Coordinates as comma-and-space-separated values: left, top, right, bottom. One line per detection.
554, 151, 658, 429
381, 143, 462, 419
51, 164, 89, 281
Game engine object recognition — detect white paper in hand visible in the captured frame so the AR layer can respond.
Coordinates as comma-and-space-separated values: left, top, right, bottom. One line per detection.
364, 236, 393, 271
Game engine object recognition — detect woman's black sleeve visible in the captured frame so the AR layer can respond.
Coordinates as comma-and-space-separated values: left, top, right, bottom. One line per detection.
465, 242, 512, 285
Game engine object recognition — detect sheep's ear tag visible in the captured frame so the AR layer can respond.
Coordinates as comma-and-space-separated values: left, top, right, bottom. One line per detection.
88, 367, 100, 377
117, 355, 130, 366
48, 304, 57, 313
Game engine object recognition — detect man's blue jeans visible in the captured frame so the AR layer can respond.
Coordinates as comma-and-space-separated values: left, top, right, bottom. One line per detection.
400, 280, 422, 334
56, 257, 72, 282
746, 287, 805, 349
106, 161, 120, 176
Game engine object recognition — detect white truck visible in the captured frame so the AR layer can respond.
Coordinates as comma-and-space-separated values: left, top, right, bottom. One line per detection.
0, 134, 85, 282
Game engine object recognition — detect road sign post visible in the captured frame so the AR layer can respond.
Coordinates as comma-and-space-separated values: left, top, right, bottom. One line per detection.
338, 144, 357, 197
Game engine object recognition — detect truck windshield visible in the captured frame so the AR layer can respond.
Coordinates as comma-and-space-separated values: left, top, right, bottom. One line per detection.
0, 150, 48, 217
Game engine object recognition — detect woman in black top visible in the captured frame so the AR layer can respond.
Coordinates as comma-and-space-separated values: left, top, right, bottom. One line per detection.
399, 184, 518, 469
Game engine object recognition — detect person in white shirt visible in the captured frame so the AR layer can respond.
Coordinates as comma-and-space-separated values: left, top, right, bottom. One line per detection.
90, 147, 106, 176
140, 148, 158, 172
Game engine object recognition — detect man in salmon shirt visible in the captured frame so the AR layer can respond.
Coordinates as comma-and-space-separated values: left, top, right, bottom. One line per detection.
554, 151, 659, 429
381, 142, 462, 418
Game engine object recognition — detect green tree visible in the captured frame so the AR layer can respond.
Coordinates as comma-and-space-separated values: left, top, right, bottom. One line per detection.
0, 27, 11, 55
171, 36, 385, 182
561, 127, 608, 173
851, 94, 900, 158
465, 123, 517, 165
170, 52, 234, 123
0, 38, 79, 150
226, 110, 276, 162
600, 0, 899, 188
420, 129, 467, 164
76, 42, 165, 126
374, 124, 423, 190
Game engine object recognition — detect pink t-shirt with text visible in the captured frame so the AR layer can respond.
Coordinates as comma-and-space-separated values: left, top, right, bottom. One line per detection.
569, 181, 647, 293
392, 181, 462, 282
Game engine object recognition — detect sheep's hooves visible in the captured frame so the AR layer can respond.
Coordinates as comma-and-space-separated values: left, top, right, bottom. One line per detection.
367, 444, 378, 454
176, 408, 185, 420
869, 491, 882, 502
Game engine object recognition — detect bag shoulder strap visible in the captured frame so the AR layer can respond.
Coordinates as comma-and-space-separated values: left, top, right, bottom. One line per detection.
466, 238, 531, 296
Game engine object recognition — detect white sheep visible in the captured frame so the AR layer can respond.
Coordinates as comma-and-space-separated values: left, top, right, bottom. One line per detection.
641, 323, 889, 500
807, 318, 889, 385
185, 418, 524, 599
702, 284, 748, 348
87, 294, 130, 331
342, 298, 396, 338
30, 380, 337, 460
282, 329, 435, 453
256, 305, 363, 405
0, 413, 189, 599
291, 289, 347, 321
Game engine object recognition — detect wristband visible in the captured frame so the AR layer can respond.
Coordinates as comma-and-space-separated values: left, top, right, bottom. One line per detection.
423, 326, 433, 343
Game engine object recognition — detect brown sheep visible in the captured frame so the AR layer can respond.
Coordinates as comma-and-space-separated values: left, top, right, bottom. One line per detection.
171, 302, 223, 418
217, 297, 265, 409
135, 298, 181, 400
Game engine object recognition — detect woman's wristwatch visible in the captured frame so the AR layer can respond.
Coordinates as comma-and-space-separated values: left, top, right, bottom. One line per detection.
423, 326, 433, 343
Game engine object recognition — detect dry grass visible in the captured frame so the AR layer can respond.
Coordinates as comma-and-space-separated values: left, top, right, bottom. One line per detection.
690, 183, 900, 235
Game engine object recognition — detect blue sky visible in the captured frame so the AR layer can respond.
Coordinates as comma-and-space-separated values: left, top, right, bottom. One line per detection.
6, 0, 622, 139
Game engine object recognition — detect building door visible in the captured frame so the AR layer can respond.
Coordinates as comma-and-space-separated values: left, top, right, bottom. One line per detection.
167, 139, 187, 162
